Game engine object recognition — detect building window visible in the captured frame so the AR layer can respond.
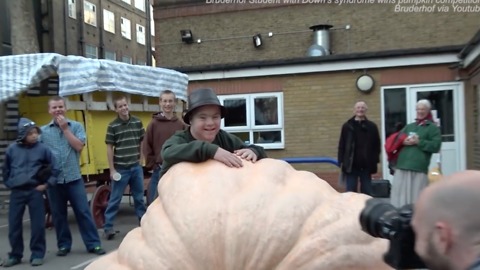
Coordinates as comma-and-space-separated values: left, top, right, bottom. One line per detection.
136, 60, 146, 65
122, 56, 132, 64
84, 1, 97, 27
120, 17, 131, 40
219, 93, 284, 149
105, 50, 116, 61
103, 9, 115, 34
134, 0, 145, 11
85, 45, 98, 59
68, 0, 76, 19
122, 0, 132, 4
136, 24, 145, 45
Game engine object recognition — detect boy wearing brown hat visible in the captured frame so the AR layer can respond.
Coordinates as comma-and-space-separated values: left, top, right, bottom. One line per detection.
2, 118, 59, 267
158, 88, 267, 179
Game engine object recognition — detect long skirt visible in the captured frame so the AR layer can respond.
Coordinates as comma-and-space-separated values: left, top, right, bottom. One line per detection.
390, 169, 428, 207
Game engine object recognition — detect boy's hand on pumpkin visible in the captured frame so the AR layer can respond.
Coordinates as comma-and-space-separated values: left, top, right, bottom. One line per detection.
214, 148, 243, 168
234, 149, 258, 163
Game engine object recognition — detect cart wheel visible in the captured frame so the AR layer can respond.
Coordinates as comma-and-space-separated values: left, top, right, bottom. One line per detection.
90, 185, 111, 229
43, 193, 53, 229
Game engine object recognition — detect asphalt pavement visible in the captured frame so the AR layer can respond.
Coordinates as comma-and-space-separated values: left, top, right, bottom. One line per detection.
0, 202, 139, 270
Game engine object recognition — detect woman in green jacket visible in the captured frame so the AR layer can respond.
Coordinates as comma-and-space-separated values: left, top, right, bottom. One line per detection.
391, 99, 441, 207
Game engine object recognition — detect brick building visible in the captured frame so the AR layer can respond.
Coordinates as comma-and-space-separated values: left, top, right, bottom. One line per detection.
155, 2, 478, 188
1, 0, 154, 63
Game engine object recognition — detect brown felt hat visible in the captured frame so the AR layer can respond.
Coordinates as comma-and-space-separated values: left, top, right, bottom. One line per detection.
183, 88, 226, 124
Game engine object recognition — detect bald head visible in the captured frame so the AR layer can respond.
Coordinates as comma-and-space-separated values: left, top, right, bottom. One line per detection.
416, 170, 480, 239
354, 101, 367, 109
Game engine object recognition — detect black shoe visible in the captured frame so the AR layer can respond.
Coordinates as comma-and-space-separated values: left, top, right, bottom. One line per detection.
56, 247, 70, 256
104, 230, 116, 240
88, 246, 106, 255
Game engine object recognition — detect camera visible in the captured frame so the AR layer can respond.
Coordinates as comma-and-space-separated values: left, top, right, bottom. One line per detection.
359, 198, 426, 269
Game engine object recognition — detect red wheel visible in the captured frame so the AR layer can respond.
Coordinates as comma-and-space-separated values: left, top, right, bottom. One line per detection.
43, 193, 53, 229
90, 185, 111, 229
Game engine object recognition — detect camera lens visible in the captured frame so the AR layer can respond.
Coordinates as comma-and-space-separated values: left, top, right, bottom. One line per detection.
359, 198, 397, 238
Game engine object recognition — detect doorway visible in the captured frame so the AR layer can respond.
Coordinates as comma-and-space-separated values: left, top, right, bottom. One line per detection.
381, 83, 466, 181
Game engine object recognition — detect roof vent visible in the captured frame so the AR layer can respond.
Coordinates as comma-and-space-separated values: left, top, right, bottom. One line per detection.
306, 24, 333, 57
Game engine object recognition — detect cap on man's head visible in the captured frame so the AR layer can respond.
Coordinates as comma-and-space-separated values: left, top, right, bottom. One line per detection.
183, 88, 226, 124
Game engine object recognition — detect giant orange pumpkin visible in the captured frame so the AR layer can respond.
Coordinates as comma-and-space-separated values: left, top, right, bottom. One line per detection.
86, 158, 392, 270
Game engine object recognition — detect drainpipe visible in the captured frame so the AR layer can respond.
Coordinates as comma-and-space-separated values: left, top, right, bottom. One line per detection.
32, 0, 44, 52
78, 0, 84, 56
62, 0, 68, 54
98, 0, 104, 58
145, 0, 152, 66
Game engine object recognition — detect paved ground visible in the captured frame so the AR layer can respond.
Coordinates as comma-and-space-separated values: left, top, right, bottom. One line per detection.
0, 202, 139, 270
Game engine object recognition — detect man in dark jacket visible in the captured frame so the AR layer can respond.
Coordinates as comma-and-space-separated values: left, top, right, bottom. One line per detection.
337, 101, 380, 195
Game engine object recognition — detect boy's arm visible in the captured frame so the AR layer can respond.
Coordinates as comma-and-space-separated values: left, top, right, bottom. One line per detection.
2, 148, 11, 188
63, 121, 85, 152
142, 123, 156, 169
105, 124, 117, 177
138, 121, 146, 165
162, 134, 219, 165
106, 144, 116, 174
45, 148, 60, 187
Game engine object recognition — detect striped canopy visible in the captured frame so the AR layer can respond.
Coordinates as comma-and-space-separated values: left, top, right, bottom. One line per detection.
0, 53, 189, 102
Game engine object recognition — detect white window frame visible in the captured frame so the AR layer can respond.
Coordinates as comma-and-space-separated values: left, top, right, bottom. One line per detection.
219, 92, 284, 149
122, 56, 132, 64
103, 9, 115, 34
122, 0, 132, 4
150, 5, 155, 36
83, 1, 97, 27
134, 0, 145, 11
120, 17, 131, 40
68, 0, 76, 19
85, 44, 98, 59
136, 24, 145, 45
104, 50, 116, 61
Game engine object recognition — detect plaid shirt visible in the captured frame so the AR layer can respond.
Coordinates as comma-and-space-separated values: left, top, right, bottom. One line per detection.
40, 119, 86, 183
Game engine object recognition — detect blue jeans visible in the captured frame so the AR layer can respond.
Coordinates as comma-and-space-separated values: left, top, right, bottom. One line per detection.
8, 189, 45, 260
147, 166, 161, 204
345, 169, 372, 195
47, 179, 102, 251
104, 164, 146, 232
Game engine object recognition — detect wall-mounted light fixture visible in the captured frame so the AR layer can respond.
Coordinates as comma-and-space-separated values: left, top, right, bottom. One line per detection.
180, 29, 194, 44
356, 74, 375, 93
253, 34, 262, 48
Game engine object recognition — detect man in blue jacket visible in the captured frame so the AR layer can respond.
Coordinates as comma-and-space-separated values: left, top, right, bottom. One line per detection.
2, 118, 59, 267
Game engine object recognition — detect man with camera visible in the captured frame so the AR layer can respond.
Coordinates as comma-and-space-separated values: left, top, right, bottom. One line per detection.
411, 170, 480, 270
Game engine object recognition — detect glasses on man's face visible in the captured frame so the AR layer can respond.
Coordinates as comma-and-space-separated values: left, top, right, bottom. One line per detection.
23, 121, 35, 127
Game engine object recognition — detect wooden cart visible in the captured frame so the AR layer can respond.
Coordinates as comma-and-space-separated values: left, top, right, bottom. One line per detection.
0, 53, 189, 228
